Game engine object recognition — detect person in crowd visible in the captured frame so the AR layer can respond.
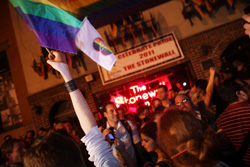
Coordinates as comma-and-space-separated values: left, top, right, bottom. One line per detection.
119, 104, 129, 113
93, 111, 104, 127
136, 105, 151, 127
154, 105, 165, 114
157, 85, 174, 108
3, 135, 12, 142
174, 94, 203, 121
216, 78, 250, 166
190, 67, 216, 124
24, 130, 35, 148
168, 88, 178, 101
100, 101, 146, 166
141, 121, 173, 167
24, 130, 86, 167
1, 139, 26, 167
37, 127, 47, 138
191, 67, 216, 111
45, 51, 120, 167
63, 121, 80, 143
232, 59, 250, 85
158, 108, 229, 167
151, 98, 162, 111
117, 107, 126, 121
242, 14, 250, 37
113, 138, 137, 167
189, 78, 197, 99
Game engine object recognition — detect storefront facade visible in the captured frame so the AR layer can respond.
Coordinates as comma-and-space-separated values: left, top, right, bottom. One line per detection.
25, 19, 245, 131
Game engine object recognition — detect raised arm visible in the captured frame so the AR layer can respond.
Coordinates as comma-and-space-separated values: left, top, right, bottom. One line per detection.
47, 51, 96, 134
47, 51, 121, 167
204, 67, 216, 110
243, 14, 250, 37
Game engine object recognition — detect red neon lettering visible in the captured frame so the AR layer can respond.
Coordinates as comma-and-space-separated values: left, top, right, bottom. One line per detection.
148, 90, 157, 98
142, 93, 149, 100
124, 97, 129, 103
142, 85, 146, 91
129, 97, 136, 104
135, 95, 142, 100
145, 101, 150, 106
115, 96, 124, 104
130, 85, 147, 94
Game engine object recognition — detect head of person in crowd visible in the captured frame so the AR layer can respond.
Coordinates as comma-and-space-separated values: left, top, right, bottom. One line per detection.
175, 81, 183, 91
214, 73, 221, 88
190, 78, 197, 90
103, 102, 119, 126
175, 94, 197, 117
137, 105, 150, 122
195, 79, 208, 94
141, 122, 158, 153
119, 104, 128, 113
154, 105, 165, 114
151, 98, 162, 111
158, 109, 218, 167
24, 130, 86, 167
219, 78, 249, 104
1, 139, 26, 166
169, 88, 178, 100
93, 111, 102, 121
53, 120, 65, 130
37, 127, 47, 138
4, 135, 12, 142
117, 107, 126, 121
157, 85, 168, 101
63, 121, 73, 134
25, 130, 35, 147
233, 59, 245, 72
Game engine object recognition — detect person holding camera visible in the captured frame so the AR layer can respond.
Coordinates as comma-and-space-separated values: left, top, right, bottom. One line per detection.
100, 102, 146, 167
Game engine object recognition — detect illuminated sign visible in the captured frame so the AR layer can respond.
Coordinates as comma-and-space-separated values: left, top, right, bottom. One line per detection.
98, 32, 184, 85
111, 75, 172, 108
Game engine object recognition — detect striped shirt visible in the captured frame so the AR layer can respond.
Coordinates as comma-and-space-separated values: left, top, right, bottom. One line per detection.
216, 101, 250, 165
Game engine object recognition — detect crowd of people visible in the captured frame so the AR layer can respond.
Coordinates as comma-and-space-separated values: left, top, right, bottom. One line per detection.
0, 14, 250, 167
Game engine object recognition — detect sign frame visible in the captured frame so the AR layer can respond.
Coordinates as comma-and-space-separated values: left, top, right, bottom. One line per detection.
98, 32, 184, 85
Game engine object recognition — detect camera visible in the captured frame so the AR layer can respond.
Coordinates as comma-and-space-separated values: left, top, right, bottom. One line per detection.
105, 127, 115, 145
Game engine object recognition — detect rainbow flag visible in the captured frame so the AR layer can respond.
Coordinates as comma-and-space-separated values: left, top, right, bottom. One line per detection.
75, 18, 116, 71
9, 0, 82, 54
190, 0, 202, 6
225, 0, 233, 9
204, 0, 212, 12
193, 4, 204, 20
111, 23, 119, 38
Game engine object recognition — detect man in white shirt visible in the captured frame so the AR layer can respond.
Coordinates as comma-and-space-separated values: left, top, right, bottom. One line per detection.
101, 102, 142, 166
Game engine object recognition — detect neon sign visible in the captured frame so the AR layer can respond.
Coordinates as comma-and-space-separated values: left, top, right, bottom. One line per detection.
111, 75, 172, 108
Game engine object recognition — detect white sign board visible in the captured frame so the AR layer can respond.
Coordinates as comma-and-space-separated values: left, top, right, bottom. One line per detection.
98, 32, 184, 85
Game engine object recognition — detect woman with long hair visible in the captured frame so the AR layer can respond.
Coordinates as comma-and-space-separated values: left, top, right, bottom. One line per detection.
158, 109, 228, 167
141, 121, 173, 167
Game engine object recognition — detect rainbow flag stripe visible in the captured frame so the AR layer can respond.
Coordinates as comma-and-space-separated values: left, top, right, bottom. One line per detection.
9, 0, 82, 53
193, 4, 204, 20
204, 0, 212, 12
111, 23, 119, 38
225, 0, 233, 9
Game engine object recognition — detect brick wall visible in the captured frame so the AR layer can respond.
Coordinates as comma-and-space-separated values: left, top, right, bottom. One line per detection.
26, 19, 245, 130
27, 77, 94, 130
